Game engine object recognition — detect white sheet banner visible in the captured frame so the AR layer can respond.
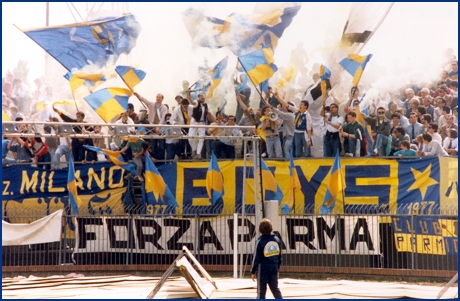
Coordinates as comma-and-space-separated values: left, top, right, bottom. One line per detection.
2, 209, 64, 246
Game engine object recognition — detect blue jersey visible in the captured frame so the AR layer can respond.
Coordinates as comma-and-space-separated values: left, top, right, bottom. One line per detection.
251, 233, 282, 274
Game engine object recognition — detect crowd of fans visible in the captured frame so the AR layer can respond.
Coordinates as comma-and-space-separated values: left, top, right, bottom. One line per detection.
2, 59, 458, 178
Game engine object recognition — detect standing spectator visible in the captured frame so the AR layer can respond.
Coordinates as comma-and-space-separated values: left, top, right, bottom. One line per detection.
251, 218, 283, 300
322, 103, 343, 157
258, 106, 283, 158
11, 78, 32, 115
259, 86, 278, 109
163, 113, 180, 161
364, 107, 391, 156
292, 100, 312, 158
7, 106, 24, 122
187, 92, 215, 160
135, 92, 168, 161
235, 74, 251, 124
267, 94, 296, 159
341, 111, 365, 157
214, 115, 239, 159
171, 98, 192, 159
126, 103, 137, 121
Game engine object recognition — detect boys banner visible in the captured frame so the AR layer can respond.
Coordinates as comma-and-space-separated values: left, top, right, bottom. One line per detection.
2, 157, 457, 216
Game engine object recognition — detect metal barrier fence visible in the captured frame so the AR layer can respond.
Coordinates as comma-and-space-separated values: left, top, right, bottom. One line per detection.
2, 204, 457, 275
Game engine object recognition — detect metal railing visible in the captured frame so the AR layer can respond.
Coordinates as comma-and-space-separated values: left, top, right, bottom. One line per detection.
2, 204, 457, 276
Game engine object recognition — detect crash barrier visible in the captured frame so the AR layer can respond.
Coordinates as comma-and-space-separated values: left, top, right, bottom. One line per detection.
2, 204, 457, 276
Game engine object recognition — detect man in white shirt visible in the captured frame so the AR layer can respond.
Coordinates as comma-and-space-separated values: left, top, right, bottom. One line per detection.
416, 133, 448, 157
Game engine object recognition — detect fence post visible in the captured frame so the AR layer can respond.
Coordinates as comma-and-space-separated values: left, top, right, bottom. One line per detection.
233, 213, 238, 279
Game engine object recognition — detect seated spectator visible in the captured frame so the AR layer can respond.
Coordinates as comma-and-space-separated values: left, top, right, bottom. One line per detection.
341, 111, 365, 157
416, 133, 448, 157
394, 140, 417, 157
443, 128, 458, 153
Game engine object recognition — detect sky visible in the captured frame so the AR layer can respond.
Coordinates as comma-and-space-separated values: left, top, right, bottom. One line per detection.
2, 2, 458, 118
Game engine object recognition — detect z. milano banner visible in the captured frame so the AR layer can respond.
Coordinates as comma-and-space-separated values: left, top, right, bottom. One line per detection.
74, 215, 380, 255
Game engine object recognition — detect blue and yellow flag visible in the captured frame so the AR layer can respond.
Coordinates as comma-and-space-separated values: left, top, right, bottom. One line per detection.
84, 87, 132, 123
320, 65, 331, 102
115, 65, 146, 91
21, 14, 141, 71
260, 158, 284, 204
182, 3, 301, 56
82, 145, 138, 175
67, 156, 82, 215
206, 57, 228, 98
64, 72, 106, 96
339, 54, 373, 87
206, 152, 224, 205
320, 152, 346, 214
144, 155, 178, 207
238, 48, 278, 87
281, 150, 301, 215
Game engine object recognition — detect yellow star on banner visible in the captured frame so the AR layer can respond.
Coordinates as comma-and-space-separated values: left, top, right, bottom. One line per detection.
407, 164, 439, 199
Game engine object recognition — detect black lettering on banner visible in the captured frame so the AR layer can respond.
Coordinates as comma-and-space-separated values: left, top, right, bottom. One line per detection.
135, 218, 164, 250
272, 231, 287, 250
78, 217, 103, 248
435, 238, 444, 252
199, 221, 223, 250
396, 236, 404, 249
164, 218, 193, 250
227, 218, 256, 249
423, 238, 431, 251
106, 218, 135, 249
287, 218, 316, 250
349, 218, 374, 251
316, 217, 346, 250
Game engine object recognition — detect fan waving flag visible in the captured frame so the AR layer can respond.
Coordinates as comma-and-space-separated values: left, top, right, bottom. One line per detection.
82, 145, 138, 175
206, 57, 228, 98
238, 48, 278, 87
115, 65, 146, 91
281, 150, 301, 215
320, 65, 331, 102
20, 14, 141, 71
67, 156, 82, 215
84, 87, 132, 123
260, 158, 284, 204
182, 3, 301, 56
144, 155, 178, 208
206, 152, 225, 205
320, 152, 346, 214
339, 54, 373, 87
64, 72, 106, 96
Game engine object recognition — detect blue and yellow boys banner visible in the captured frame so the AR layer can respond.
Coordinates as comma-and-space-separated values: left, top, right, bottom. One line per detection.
2, 157, 457, 216
159, 156, 457, 215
